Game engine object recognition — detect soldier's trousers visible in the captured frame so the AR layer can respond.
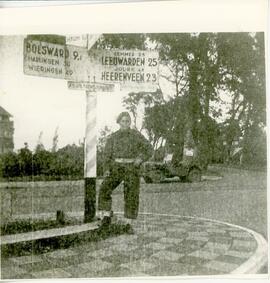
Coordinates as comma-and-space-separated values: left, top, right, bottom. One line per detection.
98, 164, 140, 219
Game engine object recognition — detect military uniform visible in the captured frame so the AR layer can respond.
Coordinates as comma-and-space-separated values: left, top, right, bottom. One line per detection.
98, 128, 153, 219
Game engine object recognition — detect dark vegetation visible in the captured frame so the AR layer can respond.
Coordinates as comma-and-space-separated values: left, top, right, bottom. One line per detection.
1, 223, 131, 258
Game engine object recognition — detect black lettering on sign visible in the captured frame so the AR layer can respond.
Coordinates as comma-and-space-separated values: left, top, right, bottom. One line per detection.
59, 49, 64, 58
26, 42, 31, 53
66, 70, 73, 76
64, 61, 70, 67
28, 65, 63, 75
148, 58, 158, 67
47, 46, 54, 56
101, 56, 145, 66
25, 40, 69, 58
152, 73, 157, 82
73, 50, 82, 61
146, 73, 157, 82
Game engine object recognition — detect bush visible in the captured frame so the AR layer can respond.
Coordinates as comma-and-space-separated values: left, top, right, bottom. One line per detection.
0, 144, 85, 180
0, 152, 20, 178
241, 125, 266, 168
1, 219, 74, 236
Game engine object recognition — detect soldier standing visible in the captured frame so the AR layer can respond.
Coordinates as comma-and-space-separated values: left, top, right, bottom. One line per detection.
97, 111, 153, 229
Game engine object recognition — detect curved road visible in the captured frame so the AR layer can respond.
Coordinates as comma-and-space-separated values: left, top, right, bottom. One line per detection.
111, 166, 267, 239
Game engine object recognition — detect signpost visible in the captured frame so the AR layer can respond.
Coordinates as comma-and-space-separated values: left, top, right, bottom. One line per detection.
84, 90, 97, 222
70, 35, 102, 223
66, 34, 88, 47
65, 45, 94, 82
23, 34, 159, 223
66, 34, 100, 49
67, 81, 115, 92
24, 39, 92, 81
24, 39, 67, 79
24, 38, 159, 92
88, 49, 159, 91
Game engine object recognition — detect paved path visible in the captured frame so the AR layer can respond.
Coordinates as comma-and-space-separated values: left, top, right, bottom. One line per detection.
1, 213, 267, 279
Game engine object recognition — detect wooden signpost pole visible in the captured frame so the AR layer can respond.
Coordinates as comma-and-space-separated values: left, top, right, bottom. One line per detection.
83, 34, 101, 223
66, 34, 102, 223
84, 91, 97, 222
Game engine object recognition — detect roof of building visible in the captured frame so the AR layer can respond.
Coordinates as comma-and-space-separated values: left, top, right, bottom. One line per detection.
0, 106, 12, 117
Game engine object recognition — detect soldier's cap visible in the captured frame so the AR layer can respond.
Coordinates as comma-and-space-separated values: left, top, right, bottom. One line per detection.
116, 111, 131, 124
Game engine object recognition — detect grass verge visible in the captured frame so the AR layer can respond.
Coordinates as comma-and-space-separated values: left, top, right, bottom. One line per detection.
1, 219, 77, 236
1, 223, 131, 258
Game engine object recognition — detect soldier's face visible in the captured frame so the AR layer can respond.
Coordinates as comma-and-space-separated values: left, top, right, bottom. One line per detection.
119, 116, 131, 130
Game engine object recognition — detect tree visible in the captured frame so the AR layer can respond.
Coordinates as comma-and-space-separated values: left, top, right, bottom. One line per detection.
216, 33, 266, 165
0, 152, 20, 178
17, 143, 33, 176
144, 96, 188, 161
241, 125, 266, 168
122, 89, 164, 131
146, 33, 223, 164
53, 144, 84, 178
52, 127, 59, 153
35, 131, 45, 152
33, 148, 53, 176
147, 32, 266, 167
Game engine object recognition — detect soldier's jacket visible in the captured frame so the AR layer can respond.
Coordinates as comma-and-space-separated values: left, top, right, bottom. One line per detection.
103, 128, 153, 172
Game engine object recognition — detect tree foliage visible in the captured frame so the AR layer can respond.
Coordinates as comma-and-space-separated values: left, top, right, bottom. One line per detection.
130, 32, 265, 167
122, 89, 164, 131
0, 143, 84, 180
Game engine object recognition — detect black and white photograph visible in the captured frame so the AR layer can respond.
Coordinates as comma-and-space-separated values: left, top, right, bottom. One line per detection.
0, 1, 268, 280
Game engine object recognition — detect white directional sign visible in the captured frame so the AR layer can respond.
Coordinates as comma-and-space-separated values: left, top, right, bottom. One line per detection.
23, 39, 159, 91
66, 34, 101, 48
67, 81, 114, 92
65, 44, 93, 82
66, 34, 88, 47
23, 39, 91, 81
23, 39, 67, 79
88, 49, 159, 91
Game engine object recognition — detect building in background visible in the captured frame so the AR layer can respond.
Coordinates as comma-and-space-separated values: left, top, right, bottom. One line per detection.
0, 106, 14, 154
